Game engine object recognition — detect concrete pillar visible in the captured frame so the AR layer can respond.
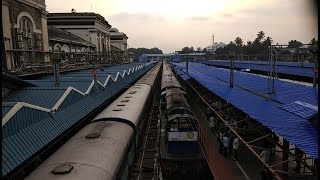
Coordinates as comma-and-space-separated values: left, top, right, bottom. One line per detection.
2, 0, 13, 70
107, 34, 111, 52
282, 139, 289, 172
41, 10, 50, 63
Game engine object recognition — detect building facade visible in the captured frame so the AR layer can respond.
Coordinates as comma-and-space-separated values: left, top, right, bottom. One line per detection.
109, 28, 128, 51
206, 42, 227, 53
48, 26, 96, 52
47, 12, 111, 52
2, 0, 50, 71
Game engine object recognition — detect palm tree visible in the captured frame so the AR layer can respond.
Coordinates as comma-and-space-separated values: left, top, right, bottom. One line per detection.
263, 36, 273, 47
235, 37, 243, 47
310, 38, 318, 46
256, 31, 265, 43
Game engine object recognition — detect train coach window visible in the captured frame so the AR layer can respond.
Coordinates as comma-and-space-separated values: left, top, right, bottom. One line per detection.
125, 96, 132, 98
113, 108, 122, 111
117, 104, 126, 106
121, 99, 129, 102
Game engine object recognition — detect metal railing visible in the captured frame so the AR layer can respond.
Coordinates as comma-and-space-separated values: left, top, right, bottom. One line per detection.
5, 50, 134, 75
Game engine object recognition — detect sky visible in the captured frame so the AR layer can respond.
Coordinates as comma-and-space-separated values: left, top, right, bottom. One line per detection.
46, 0, 318, 53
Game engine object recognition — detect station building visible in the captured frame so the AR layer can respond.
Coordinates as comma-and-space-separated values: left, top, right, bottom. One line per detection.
47, 12, 112, 52
48, 26, 96, 52
2, 0, 50, 71
109, 27, 128, 52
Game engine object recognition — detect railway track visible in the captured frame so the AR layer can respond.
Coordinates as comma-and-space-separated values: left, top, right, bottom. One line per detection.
130, 96, 161, 180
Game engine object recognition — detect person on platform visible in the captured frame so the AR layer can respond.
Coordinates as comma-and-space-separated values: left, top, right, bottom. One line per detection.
218, 131, 224, 154
260, 147, 271, 164
206, 106, 213, 121
223, 134, 230, 157
233, 136, 239, 161
209, 116, 215, 133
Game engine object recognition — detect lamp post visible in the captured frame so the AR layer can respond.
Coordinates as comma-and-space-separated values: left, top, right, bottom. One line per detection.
229, 51, 235, 88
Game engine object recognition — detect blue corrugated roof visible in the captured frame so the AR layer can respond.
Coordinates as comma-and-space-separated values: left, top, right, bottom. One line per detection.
2, 62, 154, 177
179, 62, 318, 107
173, 62, 318, 158
2, 102, 18, 118
4, 88, 67, 109
208, 60, 314, 68
27, 80, 92, 92
37, 62, 145, 80
278, 102, 318, 119
201, 60, 315, 78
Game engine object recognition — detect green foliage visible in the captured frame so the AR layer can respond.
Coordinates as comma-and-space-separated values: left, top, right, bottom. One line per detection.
310, 38, 318, 47
225, 31, 274, 55
179, 46, 199, 53
128, 47, 163, 61
288, 40, 303, 48
235, 37, 243, 47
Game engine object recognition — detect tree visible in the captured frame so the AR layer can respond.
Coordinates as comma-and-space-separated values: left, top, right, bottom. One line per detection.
197, 47, 202, 51
215, 47, 228, 54
128, 47, 163, 61
310, 38, 318, 47
235, 37, 243, 47
263, 36, 273, 46
288, 40, 303, 48
181, 47, 192, 53
255, 31, 265, 43
150, 47, 163, 54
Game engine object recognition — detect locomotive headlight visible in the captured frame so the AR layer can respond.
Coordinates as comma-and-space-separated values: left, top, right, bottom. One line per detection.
187, 132, 194, 139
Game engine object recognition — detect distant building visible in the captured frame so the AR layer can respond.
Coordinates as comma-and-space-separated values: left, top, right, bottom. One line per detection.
48, 26, 96, 52
206, 42, 227, 53
109, 28, 128, 51
2, 0, 50, 71
47, 12, 112, 52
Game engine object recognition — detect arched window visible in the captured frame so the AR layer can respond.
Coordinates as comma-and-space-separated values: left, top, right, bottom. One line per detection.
62, 44, 70, 52
54, 43, 62, 51
102, 37, 106, 51
19, 16, 33, 35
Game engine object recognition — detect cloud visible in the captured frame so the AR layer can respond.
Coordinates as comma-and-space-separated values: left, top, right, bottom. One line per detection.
220, 13, 233, 18
109, 12, 166, 24
185, 16, 212, 21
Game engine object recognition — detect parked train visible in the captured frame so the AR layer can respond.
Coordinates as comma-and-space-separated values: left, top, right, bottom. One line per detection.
25, 62, 161, 180
159, 61, 206, 179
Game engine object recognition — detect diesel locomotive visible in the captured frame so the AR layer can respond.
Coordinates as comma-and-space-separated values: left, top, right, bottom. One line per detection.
159, 60, 206, 179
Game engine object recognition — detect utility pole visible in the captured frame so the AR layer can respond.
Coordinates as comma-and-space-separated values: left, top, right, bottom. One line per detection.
186, 58, 189, 74
52, 53, 61, 87
229, 51, 234, 88
268, 46, 277, 94
90, 53, 99, 94
312, 49, 318, 87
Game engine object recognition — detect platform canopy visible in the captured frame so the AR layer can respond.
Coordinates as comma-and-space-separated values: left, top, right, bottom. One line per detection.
173, 62, 318, 159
